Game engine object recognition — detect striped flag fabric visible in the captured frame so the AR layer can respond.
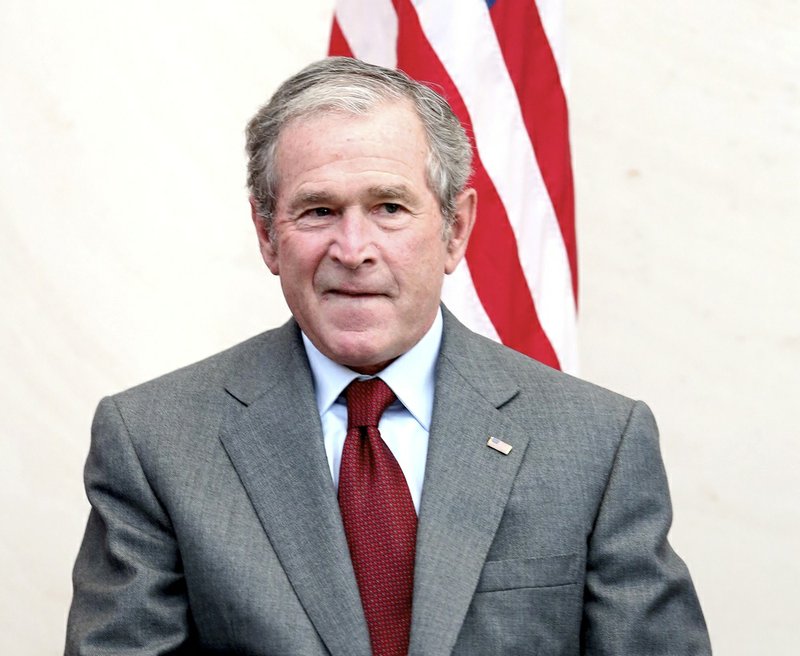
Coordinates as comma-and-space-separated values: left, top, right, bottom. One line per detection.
328, 0, 578, 373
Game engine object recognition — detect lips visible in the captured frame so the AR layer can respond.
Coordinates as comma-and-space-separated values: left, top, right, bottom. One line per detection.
325, 288, 386, 298
316, 272, 395, 299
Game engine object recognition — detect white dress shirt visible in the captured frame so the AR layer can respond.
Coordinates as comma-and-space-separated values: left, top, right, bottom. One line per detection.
301, 309, 442, 514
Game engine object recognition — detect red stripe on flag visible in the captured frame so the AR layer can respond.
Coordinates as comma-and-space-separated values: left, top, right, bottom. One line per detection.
489, 0, 578, 303
328, 15, 354, 58
392, 0, 560, 367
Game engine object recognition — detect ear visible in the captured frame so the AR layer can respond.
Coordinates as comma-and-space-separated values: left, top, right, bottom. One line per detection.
250, 196, 280, 275
444, 187, 477, 274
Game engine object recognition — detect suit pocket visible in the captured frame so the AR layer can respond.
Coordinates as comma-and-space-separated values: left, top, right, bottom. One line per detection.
475, 552, 581, 592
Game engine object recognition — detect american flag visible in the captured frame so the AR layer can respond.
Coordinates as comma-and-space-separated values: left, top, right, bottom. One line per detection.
328, 0, 577, 373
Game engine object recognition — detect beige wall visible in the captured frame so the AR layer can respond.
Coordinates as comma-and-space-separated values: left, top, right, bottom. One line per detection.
569, 3, 799, 652
1, 1, 797, 653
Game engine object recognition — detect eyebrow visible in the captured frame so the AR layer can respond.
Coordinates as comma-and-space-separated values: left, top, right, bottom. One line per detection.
365, 184, 417, 206
286, 191, 340, 215
285, 184, 419, 215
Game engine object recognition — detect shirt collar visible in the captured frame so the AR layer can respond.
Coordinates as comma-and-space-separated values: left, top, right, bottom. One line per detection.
302, 308, 443, 431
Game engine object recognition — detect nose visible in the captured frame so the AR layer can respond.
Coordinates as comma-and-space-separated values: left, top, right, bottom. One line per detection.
328, 209, 376, 269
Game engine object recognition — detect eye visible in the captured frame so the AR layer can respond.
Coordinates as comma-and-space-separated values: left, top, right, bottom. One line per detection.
312, 207, 331, 217
383, 203, 400, 214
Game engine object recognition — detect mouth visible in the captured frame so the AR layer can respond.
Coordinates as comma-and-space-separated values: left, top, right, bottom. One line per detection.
322, 286, 392, 303
325, 289, 385, 298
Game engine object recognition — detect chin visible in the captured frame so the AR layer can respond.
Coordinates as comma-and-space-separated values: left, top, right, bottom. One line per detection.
326, 332, 395, 374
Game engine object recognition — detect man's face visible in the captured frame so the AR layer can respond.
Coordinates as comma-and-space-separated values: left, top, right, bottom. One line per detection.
252, 102, 475, 374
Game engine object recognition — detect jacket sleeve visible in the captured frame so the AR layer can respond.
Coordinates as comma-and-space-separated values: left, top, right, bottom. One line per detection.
65, 396, 193, 655
581, 401, 712, 654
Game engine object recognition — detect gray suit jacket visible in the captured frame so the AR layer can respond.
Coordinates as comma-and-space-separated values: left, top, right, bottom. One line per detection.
67, 309, 710, 655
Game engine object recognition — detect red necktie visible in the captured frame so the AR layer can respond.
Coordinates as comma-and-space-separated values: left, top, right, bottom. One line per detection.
338, 378, 417, 656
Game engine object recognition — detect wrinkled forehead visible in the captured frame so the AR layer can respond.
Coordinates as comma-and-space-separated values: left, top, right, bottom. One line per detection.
272, 101, 432, 186
278, 98, 426, 146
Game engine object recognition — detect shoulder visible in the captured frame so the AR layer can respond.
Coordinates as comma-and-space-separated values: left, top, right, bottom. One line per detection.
87, 320, 308, 489
105, 319, 302, 426
440, 309, 644, 436
441, 309, 635, 407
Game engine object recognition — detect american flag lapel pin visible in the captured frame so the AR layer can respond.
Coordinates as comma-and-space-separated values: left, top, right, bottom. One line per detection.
487, 436, 513, 455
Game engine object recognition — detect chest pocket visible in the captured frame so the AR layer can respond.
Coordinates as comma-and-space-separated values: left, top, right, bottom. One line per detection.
475, 552, 581, 592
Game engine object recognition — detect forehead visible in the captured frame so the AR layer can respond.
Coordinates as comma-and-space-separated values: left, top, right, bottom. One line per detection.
273, 103, 431, 198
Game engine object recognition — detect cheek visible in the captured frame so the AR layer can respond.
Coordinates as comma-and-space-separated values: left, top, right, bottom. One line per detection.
403, 235, 448, 274
278, 236, 326, 277
393, 242, 447, 300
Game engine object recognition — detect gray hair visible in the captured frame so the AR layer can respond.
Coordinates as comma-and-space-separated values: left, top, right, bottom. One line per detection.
245, 57, 473, 234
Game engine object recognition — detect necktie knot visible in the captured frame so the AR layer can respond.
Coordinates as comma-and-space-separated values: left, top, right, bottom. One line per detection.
346, 378, 396, 430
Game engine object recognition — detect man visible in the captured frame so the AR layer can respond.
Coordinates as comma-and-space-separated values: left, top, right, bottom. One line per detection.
66, 57, 711, 655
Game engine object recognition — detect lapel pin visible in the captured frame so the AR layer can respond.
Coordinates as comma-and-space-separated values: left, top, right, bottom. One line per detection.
487, 436, 512, 455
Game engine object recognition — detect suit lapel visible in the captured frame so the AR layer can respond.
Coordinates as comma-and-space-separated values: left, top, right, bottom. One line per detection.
409, 310, 531, 656
216, 311, 538, 656
219, 321, 371, 656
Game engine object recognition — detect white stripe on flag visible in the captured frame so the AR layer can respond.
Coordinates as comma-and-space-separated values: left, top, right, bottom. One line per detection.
334, 0, 397, 69
442, 262, 502, 343
535, 0, 569, 86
